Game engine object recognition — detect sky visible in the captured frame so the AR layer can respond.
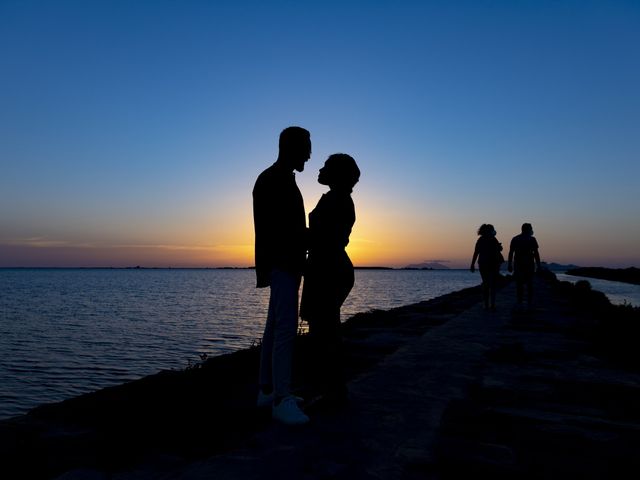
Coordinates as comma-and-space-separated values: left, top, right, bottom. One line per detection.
1, 0, 639, 268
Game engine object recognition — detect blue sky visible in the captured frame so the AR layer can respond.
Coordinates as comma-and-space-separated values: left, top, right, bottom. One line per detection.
1, 0, 639, 267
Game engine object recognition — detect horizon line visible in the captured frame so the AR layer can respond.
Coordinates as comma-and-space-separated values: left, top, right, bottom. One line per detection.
0, 262, 599, 271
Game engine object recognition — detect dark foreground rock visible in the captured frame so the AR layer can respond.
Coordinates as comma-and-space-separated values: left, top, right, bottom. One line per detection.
2, 273, 640, 479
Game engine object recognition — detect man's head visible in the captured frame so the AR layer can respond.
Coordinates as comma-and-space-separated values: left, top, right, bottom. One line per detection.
278, 126, 311, 172
521, 223, 533, 235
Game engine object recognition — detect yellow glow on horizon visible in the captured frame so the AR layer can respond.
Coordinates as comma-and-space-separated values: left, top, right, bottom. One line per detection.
5, 189, 639, 268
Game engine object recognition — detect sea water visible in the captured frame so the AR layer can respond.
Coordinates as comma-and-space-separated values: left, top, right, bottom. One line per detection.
1, 268, 637, 419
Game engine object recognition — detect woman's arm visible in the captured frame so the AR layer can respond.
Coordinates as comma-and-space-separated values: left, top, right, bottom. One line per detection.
470, 243, 479, 272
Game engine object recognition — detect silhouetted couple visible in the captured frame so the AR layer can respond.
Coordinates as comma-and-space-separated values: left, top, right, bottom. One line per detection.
252, 126, 360, 425
471, 223, 541, 311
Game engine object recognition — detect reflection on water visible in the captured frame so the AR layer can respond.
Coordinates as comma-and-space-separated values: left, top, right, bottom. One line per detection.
0, 268, 481, 418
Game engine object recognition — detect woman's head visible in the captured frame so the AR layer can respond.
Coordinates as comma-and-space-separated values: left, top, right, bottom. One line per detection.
477, 224, 496, 236
318, 153, 360, 191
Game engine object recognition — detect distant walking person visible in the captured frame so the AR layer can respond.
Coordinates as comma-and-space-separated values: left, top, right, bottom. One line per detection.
508, 223, 541, 309
253, 126, 311, 425
301, 154, 360, 410
470, 224, 504, 311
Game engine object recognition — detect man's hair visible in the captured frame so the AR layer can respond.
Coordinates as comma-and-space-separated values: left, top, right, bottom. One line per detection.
521, 223, 533, 234
279, 126, 310, 155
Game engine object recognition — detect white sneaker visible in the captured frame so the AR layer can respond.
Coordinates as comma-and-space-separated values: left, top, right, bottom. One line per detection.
272, 395, 310, 425
257, 391, 303, 408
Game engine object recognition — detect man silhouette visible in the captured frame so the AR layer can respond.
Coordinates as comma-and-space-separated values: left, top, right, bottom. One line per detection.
253, 126, 311, 425
508, 222, 541, 309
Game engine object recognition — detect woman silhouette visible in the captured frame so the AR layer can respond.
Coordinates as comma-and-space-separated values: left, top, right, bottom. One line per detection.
470, 223, 504, 311
300, 153, 360, 409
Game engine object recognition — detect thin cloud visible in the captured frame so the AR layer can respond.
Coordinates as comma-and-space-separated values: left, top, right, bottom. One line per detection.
1, 238, 252, 253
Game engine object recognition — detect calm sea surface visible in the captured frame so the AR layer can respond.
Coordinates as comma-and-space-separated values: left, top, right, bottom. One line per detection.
1, 268, 638, 419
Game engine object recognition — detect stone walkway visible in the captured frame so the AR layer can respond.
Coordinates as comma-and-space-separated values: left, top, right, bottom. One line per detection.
100, 277, 640, 480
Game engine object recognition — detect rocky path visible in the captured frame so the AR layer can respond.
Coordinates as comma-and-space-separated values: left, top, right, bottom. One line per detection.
113, 276, 640, 479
